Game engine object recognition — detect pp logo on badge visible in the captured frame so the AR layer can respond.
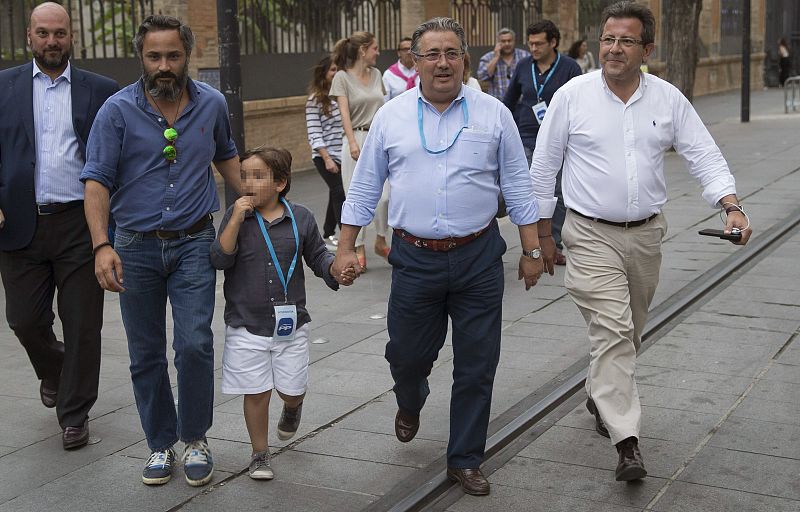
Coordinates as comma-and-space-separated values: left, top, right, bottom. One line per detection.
276, 318, 294, 335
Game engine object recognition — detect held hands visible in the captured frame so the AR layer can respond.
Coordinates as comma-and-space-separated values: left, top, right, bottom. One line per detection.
94, 245, 125, 292
0, 208, 5, 229
331, 248, 364, 286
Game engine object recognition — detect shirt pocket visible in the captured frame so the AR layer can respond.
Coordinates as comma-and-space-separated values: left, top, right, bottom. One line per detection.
451, 129, 497, 171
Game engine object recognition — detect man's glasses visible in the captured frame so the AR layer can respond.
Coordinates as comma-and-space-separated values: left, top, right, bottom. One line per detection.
413, 50, 464, 62
599, 36, 644, 48
162, 127, 178, 162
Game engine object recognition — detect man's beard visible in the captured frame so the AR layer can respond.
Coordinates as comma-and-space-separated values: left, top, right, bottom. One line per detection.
33, 45, 70, 71
144, 63, 189, 101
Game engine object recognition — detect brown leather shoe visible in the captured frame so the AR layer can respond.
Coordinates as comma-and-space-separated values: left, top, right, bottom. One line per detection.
40, 377, 58, 408
615, 436, 647, 481
586, 398, 610, 438
447, 467, 490, 496
394, 409, 419, 443
63, 420, 89, 450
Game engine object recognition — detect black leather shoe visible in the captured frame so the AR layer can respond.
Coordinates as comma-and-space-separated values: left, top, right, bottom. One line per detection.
447, 467, 490, 496
615, 436, 647, 481
40, 377, 58, 408
586, 398, 610, 438
394, 409, 419, 443
63, 420, 89, 450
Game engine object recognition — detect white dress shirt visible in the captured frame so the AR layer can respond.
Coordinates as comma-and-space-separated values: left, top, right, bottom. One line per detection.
531, 71, 736, 222
341, 85, 538, 239
382, 61, 417, 102
32, 60, 84, 204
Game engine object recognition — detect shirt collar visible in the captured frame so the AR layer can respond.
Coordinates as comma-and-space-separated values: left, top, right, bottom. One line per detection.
32, 59, 72, 83
416, 83, 466, 113
600, 70, 646, 102
397, 60, 415, 75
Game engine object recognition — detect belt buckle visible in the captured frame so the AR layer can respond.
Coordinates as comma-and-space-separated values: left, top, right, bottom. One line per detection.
447, 239, 457, 250
155, 230, 171, 240
37, 204, 46, 215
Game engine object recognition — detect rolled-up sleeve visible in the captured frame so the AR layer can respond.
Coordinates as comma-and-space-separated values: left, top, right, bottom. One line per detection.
340, 111, 389, 227
80, 101, 122, 190
530, 88, 569, 218
498, 107, 539, 226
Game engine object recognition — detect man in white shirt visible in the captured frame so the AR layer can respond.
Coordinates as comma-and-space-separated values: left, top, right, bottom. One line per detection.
530, 0, 751, 482
382, 37, 417, 101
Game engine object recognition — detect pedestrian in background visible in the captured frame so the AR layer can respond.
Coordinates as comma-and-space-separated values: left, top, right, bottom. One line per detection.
330, 31, 389, 269
531, 0, 751, 482
306, 54, 345, 247
333, 17, 544, 497
568, 38, 596, 73
383, 37, 417, 101
503, 20, 581, 266
0, 2, 117, 450
778, 38, 792, 86
477, 27, 529, 100
463, 52, 481, 90
211, 147, 354, 481
82, 14, 241, 487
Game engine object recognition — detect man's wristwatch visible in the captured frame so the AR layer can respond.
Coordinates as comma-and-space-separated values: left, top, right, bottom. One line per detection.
522, 248, 542, 259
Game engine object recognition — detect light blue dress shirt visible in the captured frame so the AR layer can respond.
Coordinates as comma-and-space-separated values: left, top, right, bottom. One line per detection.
341, 85, 538, 239
32, 60, 84, 204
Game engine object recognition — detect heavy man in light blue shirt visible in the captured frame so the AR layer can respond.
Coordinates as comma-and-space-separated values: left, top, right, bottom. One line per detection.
332, 17, 544, 496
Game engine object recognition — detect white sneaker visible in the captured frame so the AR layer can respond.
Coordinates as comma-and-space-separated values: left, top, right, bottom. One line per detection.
248, 450, 274, 480
182, 439, 214, 487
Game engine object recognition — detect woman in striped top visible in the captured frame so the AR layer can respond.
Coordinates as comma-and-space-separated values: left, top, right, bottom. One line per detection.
306, 55, 345, 244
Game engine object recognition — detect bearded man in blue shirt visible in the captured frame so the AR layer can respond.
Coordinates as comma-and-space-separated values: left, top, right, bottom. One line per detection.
81, 15, 241, 488
332, 17, 544, 497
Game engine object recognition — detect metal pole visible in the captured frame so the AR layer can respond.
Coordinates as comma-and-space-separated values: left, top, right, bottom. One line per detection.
741, 0, 751, 122
217, 0, 244, 207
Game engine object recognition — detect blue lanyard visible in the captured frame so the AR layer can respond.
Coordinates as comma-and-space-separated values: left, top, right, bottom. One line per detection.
255, 197, 299, 302
417, 97, 469, 154
531, 53, 561, 102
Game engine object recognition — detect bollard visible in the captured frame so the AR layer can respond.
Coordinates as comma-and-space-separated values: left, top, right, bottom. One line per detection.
785, 76, 800, 113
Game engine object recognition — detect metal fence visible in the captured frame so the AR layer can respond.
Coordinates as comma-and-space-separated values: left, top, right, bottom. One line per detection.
451, 0, 542, 48
1, 0, 154, 61
239, 0, 402, 55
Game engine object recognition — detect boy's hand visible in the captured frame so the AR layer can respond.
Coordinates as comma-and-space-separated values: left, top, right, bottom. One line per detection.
232, 196, 255, 224
331, 263, 358, 286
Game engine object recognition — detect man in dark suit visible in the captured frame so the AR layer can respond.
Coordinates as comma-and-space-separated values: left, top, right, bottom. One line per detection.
0, 2, 117, 449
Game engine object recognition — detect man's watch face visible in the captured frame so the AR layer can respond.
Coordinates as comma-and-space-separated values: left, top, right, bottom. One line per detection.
524, 248, 542, 259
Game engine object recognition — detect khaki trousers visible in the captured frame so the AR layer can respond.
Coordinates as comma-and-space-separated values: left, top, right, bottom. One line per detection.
341, 131, 390, 247
562, 210, 667, 444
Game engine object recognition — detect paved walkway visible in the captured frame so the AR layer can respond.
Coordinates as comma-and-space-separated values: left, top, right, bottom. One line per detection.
0, 87, 797, 511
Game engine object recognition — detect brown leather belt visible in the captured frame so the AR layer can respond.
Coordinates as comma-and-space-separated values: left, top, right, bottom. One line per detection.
569, 208, 658, 229
393, 223, 490, 252
353, 126, 370, 131
37, 200, 83, 215
144, 215, 212, 240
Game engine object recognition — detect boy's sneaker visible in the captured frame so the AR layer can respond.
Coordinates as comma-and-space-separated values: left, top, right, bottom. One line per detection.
277, 402, 303, 441
248, 450, 274, 480
142, 447, 176, 485
182, 439, 214, 487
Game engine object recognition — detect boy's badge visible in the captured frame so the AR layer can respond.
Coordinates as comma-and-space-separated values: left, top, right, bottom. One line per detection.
273, 304, 297, 341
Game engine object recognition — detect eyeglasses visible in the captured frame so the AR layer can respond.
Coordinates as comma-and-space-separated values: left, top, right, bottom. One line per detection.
599, 36, 644, 48
162, 127, 178, 162
413, 50, 464, 62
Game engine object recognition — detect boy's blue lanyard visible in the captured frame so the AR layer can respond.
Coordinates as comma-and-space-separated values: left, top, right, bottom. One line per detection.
531, 52, 561, 102
255, 197, 299, 303
417, 97, 469, 154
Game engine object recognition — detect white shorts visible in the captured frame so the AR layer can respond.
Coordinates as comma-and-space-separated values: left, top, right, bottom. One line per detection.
221, 324, 309, 396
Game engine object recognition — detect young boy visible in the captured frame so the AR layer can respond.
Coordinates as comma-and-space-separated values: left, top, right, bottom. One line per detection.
210, 146, 355, 480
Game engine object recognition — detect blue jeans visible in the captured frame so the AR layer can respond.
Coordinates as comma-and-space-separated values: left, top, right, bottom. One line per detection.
114, 225, 216, 451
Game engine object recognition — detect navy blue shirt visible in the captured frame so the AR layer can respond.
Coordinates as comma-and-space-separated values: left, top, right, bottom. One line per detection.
502, 53, 582, 149
81, 78, 238, 231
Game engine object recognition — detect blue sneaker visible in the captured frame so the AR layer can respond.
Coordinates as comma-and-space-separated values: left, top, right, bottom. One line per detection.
142, 447, 176, 485
182, 439, 213, 487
